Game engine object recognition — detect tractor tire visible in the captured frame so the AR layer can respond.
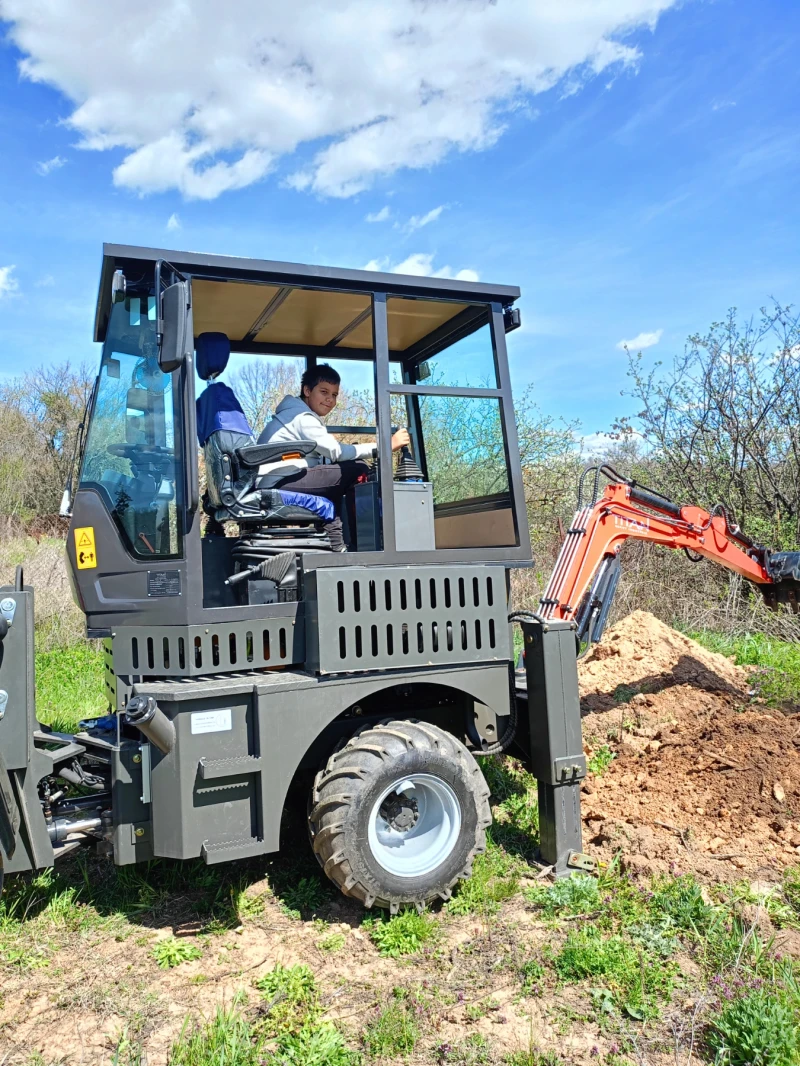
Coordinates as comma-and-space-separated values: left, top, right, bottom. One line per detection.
309, 719, 492, 912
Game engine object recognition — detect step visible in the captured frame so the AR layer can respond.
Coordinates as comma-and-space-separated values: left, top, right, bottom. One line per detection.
202, 837, 268, 864
198, 755, 263, 780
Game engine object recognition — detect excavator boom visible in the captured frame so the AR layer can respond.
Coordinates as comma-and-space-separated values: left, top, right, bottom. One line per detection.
540, 468, 800, 648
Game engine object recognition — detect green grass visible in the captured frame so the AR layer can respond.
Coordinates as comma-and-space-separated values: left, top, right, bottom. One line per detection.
35, 640, 106, 731
688, 629, 800, 705
170, 1005, 263, 1066
437, 1034, 494, 1064
553, 924, 676, 1019
362, 994, 419, 1058
364, 909, 439, 957
446, 843, 524, 917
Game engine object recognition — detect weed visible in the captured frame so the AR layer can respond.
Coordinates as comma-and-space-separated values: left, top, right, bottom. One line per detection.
437, 1033, 493, 1064
480, 756, 539, 859
587, 744, 616, 775
783, 865, 800, 916
362, 996, 419, 1057
612, 684, 639, 704
278, 876, 327, 919
151, 937, 202, 969
276, 1021, 361, 1065
318, 930, 347, 953
254, 962, 317, 1036
554, 924, 674, 1019
505, 1052, 566, 1066
649, 872, 716, 935
705, 987, 800, 1066
519, 958, 546, 995
447, 845, 523, 916
525, 873, 600, 917
365, 909, 438, 957
170, 1005, 263, 1066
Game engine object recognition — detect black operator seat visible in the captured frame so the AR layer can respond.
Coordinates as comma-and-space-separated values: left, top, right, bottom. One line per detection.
194, 332, 334, 527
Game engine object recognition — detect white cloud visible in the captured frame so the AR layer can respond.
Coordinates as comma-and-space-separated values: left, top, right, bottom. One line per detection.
0, 266, 19, 297
2, 0, 678, 200
365, 206, 390, 223
364, 253, 479, 283
35, 274, 55, 287
36, 154, 65, 175
616, 328, 663, 351
406, 205, 446, 232
166, 212, 181, 231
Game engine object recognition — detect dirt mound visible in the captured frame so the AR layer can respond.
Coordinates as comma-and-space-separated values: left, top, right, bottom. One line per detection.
577, 612, 800, 882
579, 609, 750, 712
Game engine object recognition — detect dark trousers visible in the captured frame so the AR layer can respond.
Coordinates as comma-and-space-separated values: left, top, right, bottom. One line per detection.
277, 460, 370, 550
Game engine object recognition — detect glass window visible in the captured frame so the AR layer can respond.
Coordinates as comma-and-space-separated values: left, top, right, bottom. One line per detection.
387, 297, 496, 387
415, 395, 518, 549
80, 296, 183, 558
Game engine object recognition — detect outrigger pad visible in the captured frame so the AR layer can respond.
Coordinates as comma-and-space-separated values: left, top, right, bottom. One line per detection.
762, 551, 800, 612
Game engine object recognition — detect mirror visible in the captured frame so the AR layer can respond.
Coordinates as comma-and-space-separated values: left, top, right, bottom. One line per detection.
159, 280, 191, 373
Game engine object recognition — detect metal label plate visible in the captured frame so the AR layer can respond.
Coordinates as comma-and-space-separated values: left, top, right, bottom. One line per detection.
191, 708, 232, 735
147, 571, 182, 598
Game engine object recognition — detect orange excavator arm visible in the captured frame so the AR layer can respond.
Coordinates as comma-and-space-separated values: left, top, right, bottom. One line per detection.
539, 467, 800, 648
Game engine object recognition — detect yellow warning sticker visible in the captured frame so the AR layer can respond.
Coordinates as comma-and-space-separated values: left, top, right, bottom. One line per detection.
74, 526, 97, 570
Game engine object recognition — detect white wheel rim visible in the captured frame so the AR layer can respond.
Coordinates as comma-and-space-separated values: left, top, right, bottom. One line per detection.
367, 774, 462, 878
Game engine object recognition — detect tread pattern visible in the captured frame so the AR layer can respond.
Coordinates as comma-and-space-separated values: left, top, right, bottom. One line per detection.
309, 719, 491, 913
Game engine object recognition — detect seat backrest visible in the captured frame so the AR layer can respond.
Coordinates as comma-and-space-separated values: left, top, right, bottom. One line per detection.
195, 333, 254, 506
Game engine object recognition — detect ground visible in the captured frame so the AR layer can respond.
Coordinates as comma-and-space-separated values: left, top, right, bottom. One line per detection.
2, 609, 800, 1065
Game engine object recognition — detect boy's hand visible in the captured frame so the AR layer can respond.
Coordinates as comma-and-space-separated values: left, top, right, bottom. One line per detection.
390, 428, 411, 452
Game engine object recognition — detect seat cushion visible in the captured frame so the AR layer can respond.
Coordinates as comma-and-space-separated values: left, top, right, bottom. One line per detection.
197, 383, 252, 446
277, 490, 334, 521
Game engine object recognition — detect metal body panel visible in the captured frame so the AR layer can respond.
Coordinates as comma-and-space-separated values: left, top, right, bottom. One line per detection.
108, 611, 304, 677
305, 564, 510, 675
0, 587, 35, 771
134, 661, 511, 859
394, 482, 435, 552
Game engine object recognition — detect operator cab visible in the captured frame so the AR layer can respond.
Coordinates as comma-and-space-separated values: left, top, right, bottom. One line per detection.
68, 246, 529, 634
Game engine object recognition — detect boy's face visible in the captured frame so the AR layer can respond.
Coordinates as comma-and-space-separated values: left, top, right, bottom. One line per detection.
304, 379, 339, 418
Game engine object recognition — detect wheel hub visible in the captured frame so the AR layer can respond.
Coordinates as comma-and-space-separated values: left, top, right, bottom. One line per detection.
367, 774, 462, 879
379, 792, 419, 833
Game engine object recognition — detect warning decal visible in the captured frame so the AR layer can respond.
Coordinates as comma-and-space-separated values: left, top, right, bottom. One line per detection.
74, 526, 97, 570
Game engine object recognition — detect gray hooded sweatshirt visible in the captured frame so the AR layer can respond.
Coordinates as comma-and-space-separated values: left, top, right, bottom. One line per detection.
256, 394, 376, 486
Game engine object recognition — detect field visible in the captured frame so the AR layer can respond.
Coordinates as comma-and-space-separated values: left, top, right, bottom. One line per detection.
3, 539, 800, 1064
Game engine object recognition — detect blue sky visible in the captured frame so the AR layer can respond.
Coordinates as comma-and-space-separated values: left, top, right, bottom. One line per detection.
0, 0, 798, 440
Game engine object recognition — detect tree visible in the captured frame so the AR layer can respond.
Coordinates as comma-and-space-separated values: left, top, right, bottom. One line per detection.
0, 362, 94, 520
618, 302, 800, 550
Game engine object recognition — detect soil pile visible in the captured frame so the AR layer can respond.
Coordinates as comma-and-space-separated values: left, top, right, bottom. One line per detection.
577, 611, 800, 882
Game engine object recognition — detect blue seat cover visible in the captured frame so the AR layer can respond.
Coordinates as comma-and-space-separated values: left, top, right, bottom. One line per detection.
278, 489, 334, 521
196, 382, 252, 446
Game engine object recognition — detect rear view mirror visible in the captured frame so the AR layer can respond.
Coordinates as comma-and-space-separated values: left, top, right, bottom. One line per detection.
159, 280, 191, 373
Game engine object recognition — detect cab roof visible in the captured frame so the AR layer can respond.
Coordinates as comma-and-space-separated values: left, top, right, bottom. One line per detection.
95, 244, 520, 359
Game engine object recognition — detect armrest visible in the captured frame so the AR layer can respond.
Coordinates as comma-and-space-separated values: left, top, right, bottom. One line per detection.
236, 440, 317, 467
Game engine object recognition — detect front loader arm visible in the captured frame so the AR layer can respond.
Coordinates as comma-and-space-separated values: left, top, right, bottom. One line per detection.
539, 474, 796, 647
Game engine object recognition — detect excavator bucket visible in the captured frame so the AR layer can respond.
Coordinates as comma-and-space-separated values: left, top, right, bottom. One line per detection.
761, 552, 800, 613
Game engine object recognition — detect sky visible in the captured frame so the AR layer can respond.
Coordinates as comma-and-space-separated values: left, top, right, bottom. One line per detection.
0, 0, 798, 440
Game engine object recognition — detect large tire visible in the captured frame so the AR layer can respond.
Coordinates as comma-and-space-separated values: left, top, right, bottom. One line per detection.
309, 719, 492, 912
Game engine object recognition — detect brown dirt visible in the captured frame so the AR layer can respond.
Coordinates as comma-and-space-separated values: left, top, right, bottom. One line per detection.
578, 611, 800, 882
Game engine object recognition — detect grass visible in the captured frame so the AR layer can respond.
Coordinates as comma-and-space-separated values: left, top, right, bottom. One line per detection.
362, 993, 419, 1057
170, 1005, 263, 1066
688, 628, 800, 705
446, 843, 524, 917
35, 639, 106, 731
364, 909, 439, 957
587, 744, 616, 775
